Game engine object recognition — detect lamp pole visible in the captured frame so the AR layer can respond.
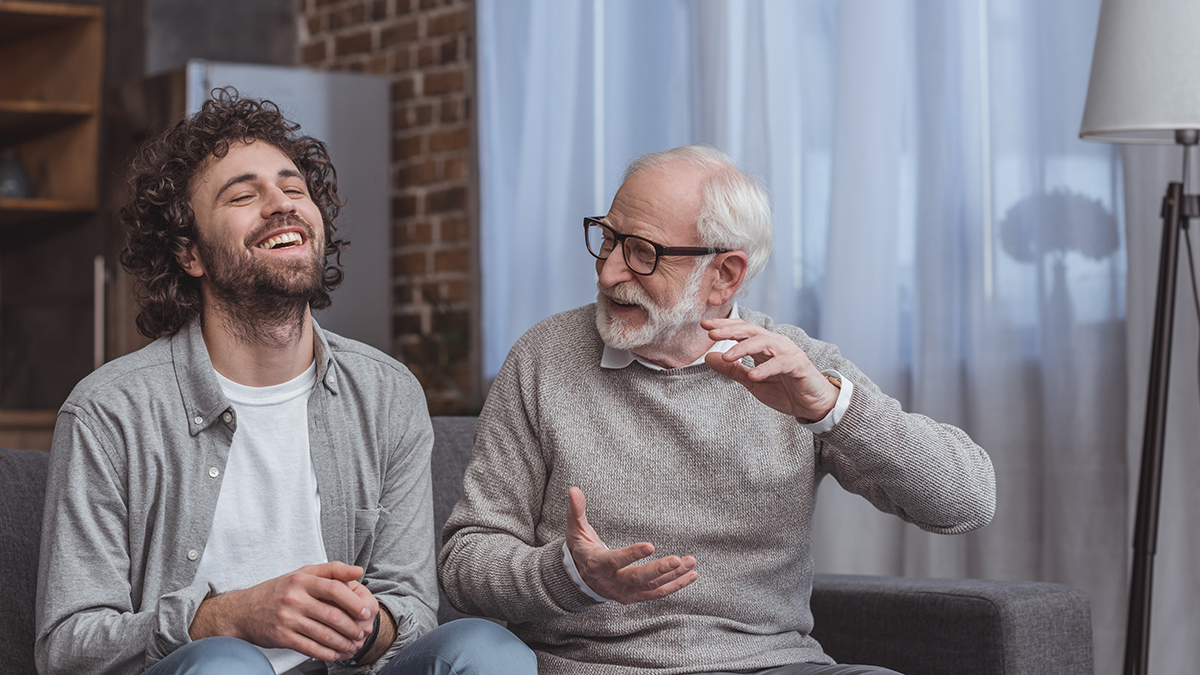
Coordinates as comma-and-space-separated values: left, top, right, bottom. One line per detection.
1123, 129, 1197, 675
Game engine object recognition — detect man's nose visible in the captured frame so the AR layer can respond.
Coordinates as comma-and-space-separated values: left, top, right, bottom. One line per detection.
596, 248, 634, 287
262, 185, 297, 218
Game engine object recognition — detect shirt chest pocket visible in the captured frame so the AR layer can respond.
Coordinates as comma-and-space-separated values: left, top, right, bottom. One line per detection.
352, 507, 382, 567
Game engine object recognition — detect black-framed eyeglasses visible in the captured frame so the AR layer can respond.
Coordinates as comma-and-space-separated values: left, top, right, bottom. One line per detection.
584, 217, 730, 276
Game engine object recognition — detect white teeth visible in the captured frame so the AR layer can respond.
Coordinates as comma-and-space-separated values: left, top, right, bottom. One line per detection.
258, 232, 303, 250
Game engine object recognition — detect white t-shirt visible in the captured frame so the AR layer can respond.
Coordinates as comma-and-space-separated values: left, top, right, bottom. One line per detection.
193, 362, 327, 674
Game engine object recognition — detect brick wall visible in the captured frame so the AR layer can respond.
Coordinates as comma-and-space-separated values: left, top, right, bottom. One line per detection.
297, 0, 479, 414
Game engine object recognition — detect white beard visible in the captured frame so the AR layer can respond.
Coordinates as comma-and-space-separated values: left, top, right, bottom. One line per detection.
595, 262, 709, 351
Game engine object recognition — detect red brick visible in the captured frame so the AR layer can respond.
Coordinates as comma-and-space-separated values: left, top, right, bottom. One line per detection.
429, 127, 469, 153
446, 279, 468, 301
434, 247, 470, 272
393, 282, 415, 304
419, 0, 439, 10
395, 0, 413, 14
393, 313, 424, 337
391, 48, 411, 71
427, 187, 466, 214
394, 251, 428, 275
369, 55, 388, 73
440, 216, 469, 241
301, 40, 327, 64
417, 44, 436, 67
424, 67, 465, 95
444, 157, 465, 180
428, 8, 468, 36
415, 103, 434, 125
330, 4, 365, 29
397, 161, 437, 186
439, 38, 459, 64
391, 76, 416, 100
381, 19, 419, 47
315, 0, 339, 6
335, 30, 373, 56
392, 133, 424, 159
439, 99, 460, 122
441, 310, 469, 335
306, 14, 323, 37
393, 195, 418, 218
372, 0, 390, 20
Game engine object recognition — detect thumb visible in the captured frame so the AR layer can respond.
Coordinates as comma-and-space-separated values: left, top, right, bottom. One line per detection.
567, 486, 602, 548
705, 351, 753, 386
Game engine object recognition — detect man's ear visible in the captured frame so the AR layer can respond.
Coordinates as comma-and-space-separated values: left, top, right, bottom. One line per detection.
177, 245, 205, 279
707, 251, 748, 308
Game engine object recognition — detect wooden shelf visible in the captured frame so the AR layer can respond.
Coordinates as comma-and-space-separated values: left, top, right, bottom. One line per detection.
0, 409, 57, 452
0, 100, 94, 140
0, 2, 100, 42
0, 198, 94, 227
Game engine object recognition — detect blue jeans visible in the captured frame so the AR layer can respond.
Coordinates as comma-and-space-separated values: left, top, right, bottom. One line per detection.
143, 619, 536, 675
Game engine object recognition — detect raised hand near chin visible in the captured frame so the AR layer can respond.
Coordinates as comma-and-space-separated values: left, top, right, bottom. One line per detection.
701, 317, 840, 421
565, 486, 698, 605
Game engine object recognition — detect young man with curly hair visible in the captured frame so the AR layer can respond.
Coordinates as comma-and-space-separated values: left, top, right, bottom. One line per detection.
35, 90, 535, 675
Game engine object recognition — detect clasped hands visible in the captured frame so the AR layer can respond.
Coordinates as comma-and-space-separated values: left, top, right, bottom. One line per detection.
189, 560, 388, 663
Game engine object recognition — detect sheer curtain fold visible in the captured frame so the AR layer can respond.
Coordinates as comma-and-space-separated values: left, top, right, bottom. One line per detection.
473, 1, 1192, 673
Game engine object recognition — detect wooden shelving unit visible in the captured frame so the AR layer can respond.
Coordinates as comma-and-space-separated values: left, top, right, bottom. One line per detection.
0, 1, 102, 221
0, 1, 103, 448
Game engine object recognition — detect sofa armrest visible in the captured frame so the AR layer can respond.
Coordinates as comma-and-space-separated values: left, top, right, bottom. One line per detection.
810, 573, 1092, 675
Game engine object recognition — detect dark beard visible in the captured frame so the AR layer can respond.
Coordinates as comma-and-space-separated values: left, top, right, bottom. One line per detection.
196, 214, 325, 347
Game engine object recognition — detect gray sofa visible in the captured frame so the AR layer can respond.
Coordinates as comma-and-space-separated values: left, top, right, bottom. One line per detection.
1, 416, 1093, 675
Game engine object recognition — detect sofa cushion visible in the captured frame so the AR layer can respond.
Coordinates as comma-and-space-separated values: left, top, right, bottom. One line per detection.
430, 416, 479, 625
0, 447, 50, 675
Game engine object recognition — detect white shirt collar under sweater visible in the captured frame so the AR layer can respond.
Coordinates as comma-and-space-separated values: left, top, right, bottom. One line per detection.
600, 304, 742, 371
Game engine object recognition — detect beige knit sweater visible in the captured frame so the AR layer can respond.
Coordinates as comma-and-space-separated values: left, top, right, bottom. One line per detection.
439, 305, 995, 675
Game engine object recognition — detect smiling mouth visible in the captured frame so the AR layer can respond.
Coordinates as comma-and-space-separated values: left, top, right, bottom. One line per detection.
257, 232, 304, 250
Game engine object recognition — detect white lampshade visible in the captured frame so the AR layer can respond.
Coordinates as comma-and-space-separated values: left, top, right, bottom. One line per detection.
1080, 0, 1200, 144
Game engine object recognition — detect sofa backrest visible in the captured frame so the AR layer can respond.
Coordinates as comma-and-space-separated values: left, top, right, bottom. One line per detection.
0, 447, 50, 675
429, 415, 479, 624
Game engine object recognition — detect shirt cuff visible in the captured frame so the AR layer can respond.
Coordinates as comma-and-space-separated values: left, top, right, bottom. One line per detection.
561, 542, 610, 603
796, 369, 854, 434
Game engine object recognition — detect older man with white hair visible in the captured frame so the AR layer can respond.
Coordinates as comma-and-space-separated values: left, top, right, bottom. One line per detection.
439, 145, 996, 675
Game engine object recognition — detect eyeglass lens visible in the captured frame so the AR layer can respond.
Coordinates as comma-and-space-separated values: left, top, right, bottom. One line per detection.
586, 222, 658, 274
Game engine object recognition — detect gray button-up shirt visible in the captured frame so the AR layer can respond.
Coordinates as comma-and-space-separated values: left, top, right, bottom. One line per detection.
36, 320, 437, 675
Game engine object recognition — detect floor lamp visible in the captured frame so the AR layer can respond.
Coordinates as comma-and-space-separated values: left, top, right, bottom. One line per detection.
1079, 1, 1200, 674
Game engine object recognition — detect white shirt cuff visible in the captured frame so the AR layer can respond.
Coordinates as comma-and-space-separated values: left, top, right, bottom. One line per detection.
796, 369, 854, 434
562, 542, 609, 603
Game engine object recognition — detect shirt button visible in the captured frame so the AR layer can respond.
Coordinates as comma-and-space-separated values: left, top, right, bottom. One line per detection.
208, 467, 219, 478
193, 416, 203, 425
222, 411, 233, 423
187, 549, 199, 561
326, 372, 337, 386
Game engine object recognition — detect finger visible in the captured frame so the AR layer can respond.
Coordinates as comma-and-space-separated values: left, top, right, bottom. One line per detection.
629, 569, 700, 604
705, 351, 754, 386
618, 554, 695, 587
601, 541, 656, 570
300, 561, 365, 583
304, 577, 376, 630
720, 334, 792, 364
288, 615, 363, 660
702, 318, 768, 341
345, 580, 380, 631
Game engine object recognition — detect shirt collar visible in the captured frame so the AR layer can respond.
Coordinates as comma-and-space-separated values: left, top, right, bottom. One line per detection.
600, 304, 740, 371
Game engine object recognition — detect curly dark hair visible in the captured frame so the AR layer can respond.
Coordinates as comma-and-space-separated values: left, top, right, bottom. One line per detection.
119, 88, 348, 339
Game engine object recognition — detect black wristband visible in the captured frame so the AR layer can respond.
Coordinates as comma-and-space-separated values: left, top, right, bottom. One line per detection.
337, 611, 381, 666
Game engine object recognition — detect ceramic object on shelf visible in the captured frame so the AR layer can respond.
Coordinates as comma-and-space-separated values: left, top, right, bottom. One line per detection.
0, 149, 34, 199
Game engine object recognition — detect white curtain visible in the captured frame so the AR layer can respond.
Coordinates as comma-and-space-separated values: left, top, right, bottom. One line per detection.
477, 1, 1199, 673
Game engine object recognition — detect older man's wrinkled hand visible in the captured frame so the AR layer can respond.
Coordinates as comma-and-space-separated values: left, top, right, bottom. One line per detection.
565, 487, 698, 605
701, 318, 840, 421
